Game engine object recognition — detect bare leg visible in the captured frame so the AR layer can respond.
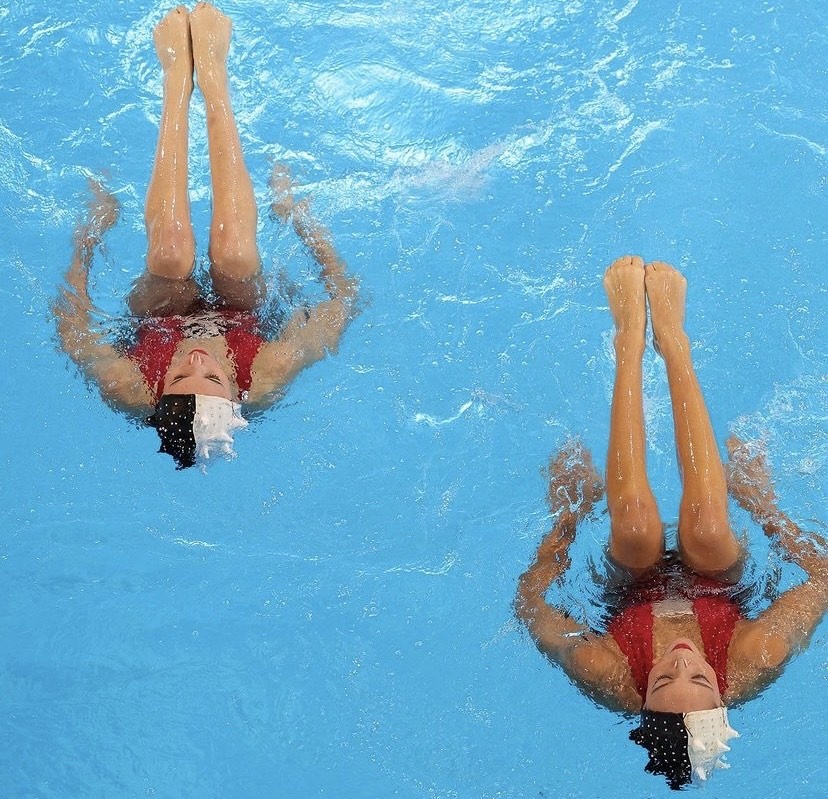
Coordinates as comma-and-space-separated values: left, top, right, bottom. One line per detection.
604, 256, 664, 572
144, 7, 195, 280
191, 2, 263, 308
129, 7, 199, 318
645, 261, 741, 575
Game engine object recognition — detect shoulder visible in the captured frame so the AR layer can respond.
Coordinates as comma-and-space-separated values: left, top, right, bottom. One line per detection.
83, 344, 154, 414
729, 619, 790, 670
243, 343, 298, 407
724, 620, 786, 703
563, 635, 641, 713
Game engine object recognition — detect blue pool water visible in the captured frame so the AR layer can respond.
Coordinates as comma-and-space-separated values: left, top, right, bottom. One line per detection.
1, 1, 826, 797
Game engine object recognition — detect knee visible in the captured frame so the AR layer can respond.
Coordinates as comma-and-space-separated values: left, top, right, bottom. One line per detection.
208, 229, 259, 279
678, 499, 730, 549
608, 498, 663, 568
677, 501, 742, 574
146, 234, 195, 280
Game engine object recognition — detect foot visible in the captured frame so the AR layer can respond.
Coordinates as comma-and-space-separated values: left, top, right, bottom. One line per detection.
644, 261, 687, 355
153, 6, 193, 88
190, 2, 232, 90
603, 255, 647, 346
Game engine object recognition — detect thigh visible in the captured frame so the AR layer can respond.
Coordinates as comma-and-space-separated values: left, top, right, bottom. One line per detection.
210, 267, 267, 312
678, 535, 745, 581
128, 271, 203, 317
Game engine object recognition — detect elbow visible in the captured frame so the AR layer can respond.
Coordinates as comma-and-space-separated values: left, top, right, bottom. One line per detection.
335, 274, 359, 303
514, 574, 539, 625
513, 592, 529, 624
758, 634, 790, 670
317, 302, 352, 354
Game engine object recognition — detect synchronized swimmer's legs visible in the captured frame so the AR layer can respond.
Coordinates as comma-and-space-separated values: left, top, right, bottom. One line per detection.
603, 256, 664, 572
132, 3, 262, 316
97, 6, 744, 577
129, 6, 198, 317
645, 262, 742, 576
144, 6, 196, 283
191, 2, 263, 308
603, 256, 741, 576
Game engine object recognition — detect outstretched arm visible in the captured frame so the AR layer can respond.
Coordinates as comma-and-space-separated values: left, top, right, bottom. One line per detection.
54, 183, 152, 416
726, 436, 828, 682
515, 443, 636, 709
516, 507, 586, 649
245, 166, 359, 407
279, 195, 358, 347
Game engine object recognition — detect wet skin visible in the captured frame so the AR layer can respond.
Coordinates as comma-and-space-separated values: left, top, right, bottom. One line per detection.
161, 348, 233, 399
644, 638, 723, 713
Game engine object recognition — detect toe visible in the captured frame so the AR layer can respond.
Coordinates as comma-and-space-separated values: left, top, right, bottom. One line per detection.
607, 254, 643, 272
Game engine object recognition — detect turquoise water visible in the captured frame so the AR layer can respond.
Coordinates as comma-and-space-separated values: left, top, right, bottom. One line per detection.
1, 1, 826, 796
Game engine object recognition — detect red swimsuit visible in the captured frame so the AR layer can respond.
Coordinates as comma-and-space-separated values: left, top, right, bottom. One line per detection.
607, 581, 743, 699
125, 312, 266, 402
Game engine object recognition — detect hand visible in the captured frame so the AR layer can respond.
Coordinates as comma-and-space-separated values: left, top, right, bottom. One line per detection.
725, 435, 777, 518
269, 162, 295, 222
87, 179, 120, 232
546, 440, 604, 517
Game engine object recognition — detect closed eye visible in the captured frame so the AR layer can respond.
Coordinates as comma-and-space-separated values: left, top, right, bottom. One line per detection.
651, 674, 714, 694
691, 674, 713, 689
169, 374, 223, 385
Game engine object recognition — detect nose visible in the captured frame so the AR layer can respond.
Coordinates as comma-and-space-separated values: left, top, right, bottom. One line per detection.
189, 351, 204, 366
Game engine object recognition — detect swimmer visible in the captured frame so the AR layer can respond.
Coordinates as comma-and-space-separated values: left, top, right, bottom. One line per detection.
515, 257, 828, 789
54, 3, 357, 468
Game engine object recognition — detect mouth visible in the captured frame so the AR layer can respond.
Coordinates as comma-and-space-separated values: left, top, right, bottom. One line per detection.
188, 348, 210, 357
671, 643, 693, 652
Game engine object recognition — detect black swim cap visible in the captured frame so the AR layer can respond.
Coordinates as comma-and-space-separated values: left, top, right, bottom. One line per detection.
630, 710, 691, 790
146, 394, 248, 469
630, 708, 739, 790
146, 395, 198, 469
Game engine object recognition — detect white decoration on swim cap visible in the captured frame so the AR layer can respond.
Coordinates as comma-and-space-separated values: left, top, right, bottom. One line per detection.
684, 708, 740, 782
192, 395, 248, 461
